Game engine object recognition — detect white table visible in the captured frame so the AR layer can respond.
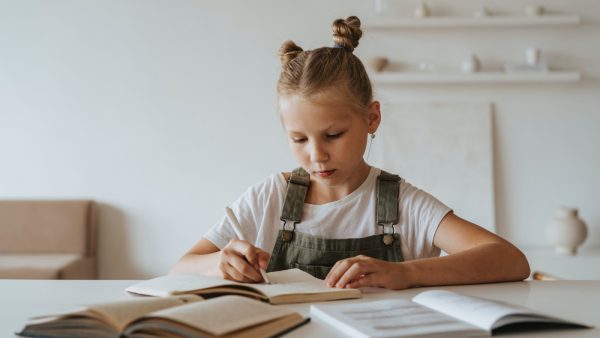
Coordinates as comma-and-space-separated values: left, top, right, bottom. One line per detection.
1, 279, 598, 337
523, 246, 600, 280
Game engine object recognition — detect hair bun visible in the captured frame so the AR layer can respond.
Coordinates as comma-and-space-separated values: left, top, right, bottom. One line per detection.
332, 16, 363, 52
279, 40, 304, 65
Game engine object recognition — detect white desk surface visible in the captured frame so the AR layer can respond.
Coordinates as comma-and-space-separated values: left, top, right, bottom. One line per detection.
1, 279, 598, 337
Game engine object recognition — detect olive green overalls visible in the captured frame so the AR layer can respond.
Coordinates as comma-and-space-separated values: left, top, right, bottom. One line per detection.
266, 167, 404, 279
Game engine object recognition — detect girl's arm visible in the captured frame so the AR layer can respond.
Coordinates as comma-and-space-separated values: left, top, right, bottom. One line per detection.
169, 238, 270, 283
325, 212, 531, 289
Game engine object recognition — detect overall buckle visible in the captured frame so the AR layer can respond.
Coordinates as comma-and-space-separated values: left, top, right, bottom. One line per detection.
379, 222, 396, 246
280, 220, 297, 242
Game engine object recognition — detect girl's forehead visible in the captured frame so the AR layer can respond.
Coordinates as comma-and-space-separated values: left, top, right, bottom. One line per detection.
279, 94, 355, 118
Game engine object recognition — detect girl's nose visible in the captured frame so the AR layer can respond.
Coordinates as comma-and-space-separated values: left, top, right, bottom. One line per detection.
309, 142, 329, 163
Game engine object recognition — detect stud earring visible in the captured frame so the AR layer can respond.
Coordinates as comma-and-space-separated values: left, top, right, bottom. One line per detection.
370, 133, 376, 139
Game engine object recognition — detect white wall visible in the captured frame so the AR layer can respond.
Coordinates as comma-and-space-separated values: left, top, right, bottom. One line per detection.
1, 0, 598, 279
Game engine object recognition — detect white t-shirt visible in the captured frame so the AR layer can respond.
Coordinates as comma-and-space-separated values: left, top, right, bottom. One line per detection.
204, 167, 451, 261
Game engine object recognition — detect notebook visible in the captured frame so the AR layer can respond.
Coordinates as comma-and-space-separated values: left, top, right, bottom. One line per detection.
310, 290, 591, 337
126, 268, 361, 305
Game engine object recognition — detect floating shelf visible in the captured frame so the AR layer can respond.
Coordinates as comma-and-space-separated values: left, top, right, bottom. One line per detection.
365, 15, 580, 29
371, 71, 581, 85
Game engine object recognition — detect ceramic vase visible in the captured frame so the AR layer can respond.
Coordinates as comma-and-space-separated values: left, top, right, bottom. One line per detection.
525, 47, 541, 65
374, 0, 385, 16
461, 54, 481, 73
414, 0, 430, 18
474, 6, 490, 18
524, 5, 545, 17
545, 207, 588, 255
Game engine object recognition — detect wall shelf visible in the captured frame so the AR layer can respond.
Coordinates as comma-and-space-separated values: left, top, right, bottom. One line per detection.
370, 71, 581, 85
365, 15, 580, 29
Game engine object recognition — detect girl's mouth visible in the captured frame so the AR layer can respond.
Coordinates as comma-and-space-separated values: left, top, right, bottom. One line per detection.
315, 169, 336, 178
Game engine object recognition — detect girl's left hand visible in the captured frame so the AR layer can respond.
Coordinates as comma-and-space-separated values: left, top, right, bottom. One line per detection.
325, 255, 411, 290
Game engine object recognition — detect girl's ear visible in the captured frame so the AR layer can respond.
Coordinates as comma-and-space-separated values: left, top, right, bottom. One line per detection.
367, 101, 382, 134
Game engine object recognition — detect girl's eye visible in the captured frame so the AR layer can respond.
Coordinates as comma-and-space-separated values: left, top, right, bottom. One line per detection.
292, 138, 307, 144
327, 132, 344, 139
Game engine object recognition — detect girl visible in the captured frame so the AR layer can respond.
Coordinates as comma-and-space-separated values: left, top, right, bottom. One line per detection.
170, 16, 530, 290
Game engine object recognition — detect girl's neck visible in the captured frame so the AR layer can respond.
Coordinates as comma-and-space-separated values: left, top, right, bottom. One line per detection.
306, 162, 371, 205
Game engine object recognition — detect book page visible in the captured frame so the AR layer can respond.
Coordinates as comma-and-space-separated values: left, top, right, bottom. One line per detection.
25, 295, 201, 331
265, 268, 324, 283
413, 290, 533, 331
126, 269, 358, 303
311, 299, 486, 338
126, 274, 245, 297
250, 269, 361, 301
89, 295, 201, 330
138, 295, 297, 336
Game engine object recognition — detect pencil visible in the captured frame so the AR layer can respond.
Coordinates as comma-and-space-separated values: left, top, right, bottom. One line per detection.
224, 206, 271, 284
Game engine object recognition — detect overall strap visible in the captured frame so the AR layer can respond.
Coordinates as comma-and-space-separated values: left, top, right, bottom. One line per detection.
376, 170, 401, 225
280, 167, 310, 224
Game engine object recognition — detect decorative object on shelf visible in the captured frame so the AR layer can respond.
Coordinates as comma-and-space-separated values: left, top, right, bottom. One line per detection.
461, 53, 481, 73
417, 61, 436, 72
474, 6, 490, 18
545, 207, 588, 255
504, 47, 548, 72
369, 56, 389, 72
373, 0, 385, 16
524, 5, 545, 17
525, 47, 541, 65
414, 0, 431, 18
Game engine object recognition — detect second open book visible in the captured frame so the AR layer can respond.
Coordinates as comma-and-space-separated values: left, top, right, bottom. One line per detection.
18, 295, 308, 338
126, 268, 361, 304
310, 290, 591, 337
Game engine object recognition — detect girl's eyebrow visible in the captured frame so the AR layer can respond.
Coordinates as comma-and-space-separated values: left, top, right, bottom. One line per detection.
287, 123, 347, 135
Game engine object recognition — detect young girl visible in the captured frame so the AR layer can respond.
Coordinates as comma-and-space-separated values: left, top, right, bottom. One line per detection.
170, 16, 530, 290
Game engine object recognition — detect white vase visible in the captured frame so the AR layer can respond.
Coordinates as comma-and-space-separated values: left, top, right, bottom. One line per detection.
461, 54, 481, 73
545, 207, 588, 255
414, 0, 430, 18
525, 47, 541, 65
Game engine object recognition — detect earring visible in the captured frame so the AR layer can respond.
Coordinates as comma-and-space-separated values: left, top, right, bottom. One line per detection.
366, 133, 376, 161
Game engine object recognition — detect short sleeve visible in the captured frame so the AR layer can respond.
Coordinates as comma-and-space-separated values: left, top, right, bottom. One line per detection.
398, 180, 452, 260
203, 176, 272, 249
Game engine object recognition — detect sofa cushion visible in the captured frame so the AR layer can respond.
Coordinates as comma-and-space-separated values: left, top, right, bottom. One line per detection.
0, 254, 82, 279
0, 200, 96, 255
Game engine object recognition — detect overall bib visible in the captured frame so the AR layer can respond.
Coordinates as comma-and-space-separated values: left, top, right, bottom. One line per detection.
266, 167, 404, 279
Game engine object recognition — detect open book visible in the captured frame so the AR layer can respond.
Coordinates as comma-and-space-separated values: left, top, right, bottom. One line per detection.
310, 290, 591, 338
126, 268, 361, 305
18, 294, 308, 338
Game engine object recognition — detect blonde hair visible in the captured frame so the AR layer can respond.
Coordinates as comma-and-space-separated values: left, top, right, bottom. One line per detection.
276, 16, 373, 114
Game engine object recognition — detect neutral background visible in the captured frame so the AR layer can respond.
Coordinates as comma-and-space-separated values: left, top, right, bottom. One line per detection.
1, 0, 598, 279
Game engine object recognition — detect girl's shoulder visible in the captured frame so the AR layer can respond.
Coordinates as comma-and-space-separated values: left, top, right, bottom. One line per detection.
239, 172, 288, 200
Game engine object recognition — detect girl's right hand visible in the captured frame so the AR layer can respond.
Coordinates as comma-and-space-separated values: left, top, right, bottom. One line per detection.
218, 239, 271, 283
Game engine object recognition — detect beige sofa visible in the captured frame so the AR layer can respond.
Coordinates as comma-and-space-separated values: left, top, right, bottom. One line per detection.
0, 200, 97, 279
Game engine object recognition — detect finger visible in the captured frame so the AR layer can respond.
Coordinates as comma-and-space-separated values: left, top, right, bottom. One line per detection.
257, 250, 271, 270
325, 258, 356, 287
232, 240, 263, 267
325, 260, 343, 286
221, 262, 248, 282
224, 262, 254, 283
347, 273, 380, 289
335, 261, 374, 288
227, 239, 264, 271
228, 253, 262, 282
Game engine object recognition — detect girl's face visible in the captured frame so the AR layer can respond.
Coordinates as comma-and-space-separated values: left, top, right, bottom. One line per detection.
279, 94, 380, 189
